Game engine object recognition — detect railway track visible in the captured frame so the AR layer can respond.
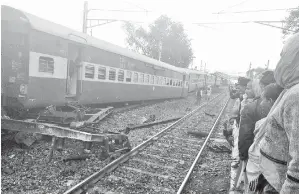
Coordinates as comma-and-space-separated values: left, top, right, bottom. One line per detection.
63, 93, 229, 194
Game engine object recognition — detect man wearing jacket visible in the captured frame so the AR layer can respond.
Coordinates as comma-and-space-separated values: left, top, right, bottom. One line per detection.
238, 71, 276, 161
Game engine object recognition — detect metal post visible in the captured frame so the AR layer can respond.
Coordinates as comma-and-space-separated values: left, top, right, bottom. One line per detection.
204, 62, 207, 87
158, 40, 162, 61
82, 1, 88, 33
266, 60, 269, 70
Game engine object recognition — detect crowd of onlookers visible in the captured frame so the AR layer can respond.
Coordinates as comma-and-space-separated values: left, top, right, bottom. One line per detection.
224, 32, 299, 194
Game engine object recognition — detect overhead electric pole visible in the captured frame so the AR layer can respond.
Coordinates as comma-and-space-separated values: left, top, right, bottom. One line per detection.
265, 60, 269, 70
83, 1, 88, 33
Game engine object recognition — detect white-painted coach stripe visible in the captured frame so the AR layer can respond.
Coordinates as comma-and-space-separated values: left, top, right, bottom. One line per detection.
29, 52, 68, 79
80, 61, 186, 88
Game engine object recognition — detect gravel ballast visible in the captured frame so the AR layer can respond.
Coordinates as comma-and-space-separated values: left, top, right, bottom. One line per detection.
1, 90, 223, 194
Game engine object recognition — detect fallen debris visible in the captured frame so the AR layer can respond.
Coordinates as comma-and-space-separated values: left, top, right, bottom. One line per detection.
187, 131, 209, 138
143, 115, 156, 123
63, 154, 92, 162
124, 116, 181, 133
14, 132, 37, 147
208, 139, 232, 153
205, 112, 216, 117
2, 167, 14, 175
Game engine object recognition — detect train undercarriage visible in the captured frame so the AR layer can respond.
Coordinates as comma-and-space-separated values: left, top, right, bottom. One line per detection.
1, 100, 132, 162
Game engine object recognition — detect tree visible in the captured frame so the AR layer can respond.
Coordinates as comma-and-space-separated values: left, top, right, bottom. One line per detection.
122, 15, 194, 68
282, 6, 299, 37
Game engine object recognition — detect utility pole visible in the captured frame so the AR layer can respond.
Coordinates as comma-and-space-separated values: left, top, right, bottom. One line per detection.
265, 60, 269, 70
158, 40, 162, 61
82, 1, 88, 33
247, 62, 252, 78
204, 62, 207, 88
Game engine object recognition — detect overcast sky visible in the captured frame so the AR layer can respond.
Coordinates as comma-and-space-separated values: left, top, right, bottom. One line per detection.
2, 0, 298, 75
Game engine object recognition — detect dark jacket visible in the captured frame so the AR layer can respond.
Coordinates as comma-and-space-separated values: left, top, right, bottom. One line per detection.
238, 97, 264, 160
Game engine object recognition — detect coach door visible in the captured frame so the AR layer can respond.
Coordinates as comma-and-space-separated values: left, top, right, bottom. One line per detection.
181, 74, 187, 97
66, 43, 83, 98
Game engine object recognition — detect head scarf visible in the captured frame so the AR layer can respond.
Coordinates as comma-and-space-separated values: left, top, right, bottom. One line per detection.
274, 33, 299, 89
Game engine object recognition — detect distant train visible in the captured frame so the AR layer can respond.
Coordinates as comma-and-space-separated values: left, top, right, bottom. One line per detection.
181, 69, 221, 92
1, 5, 223, 113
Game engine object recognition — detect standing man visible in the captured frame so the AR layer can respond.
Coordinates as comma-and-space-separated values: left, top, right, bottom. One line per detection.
195, 86, 202, 105
207, 86, 212, 101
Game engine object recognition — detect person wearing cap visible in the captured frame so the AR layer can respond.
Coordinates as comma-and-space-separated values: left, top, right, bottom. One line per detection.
258, 33, 299, 193
231, 77, 251, 127
229, 77, 251, 191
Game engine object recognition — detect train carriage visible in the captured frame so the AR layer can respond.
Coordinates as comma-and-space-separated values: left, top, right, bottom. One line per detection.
183, 69, 206, 92
1, 5, 189, 110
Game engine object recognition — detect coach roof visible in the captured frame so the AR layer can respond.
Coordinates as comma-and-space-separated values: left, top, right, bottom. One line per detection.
5, 5, 182, 73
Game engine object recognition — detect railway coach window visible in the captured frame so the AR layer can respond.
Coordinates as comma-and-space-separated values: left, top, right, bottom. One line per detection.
145, 74, 149, 83
158, 77, 162, 85
155, 76, 159, 85
39, 56, 54, 74
85, 65, 95, 79
126, 71, 132, 82
166, 78, 170, 86
150, 75, 154, 84
133, 72, 138, 83
118, 70, 124, 82
139, 73, 144, 83
109, 68, 116, 81
98, 66, 106, 80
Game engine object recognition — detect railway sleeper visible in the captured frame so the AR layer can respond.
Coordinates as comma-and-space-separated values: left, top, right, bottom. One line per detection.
1, 118, 131, 162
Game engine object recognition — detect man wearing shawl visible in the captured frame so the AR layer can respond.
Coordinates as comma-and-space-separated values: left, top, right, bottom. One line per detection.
258, 33, 299, 193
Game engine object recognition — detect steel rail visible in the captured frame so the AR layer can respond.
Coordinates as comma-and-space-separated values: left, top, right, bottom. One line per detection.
63, 93, 225, 194
177, 97, 230, 194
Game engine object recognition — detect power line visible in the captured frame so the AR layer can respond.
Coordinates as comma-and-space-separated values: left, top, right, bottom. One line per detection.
87, 18, 146, 23
213, 7, 298, 14
192, 20, 290, 25
193, 20, 297, 32
217, 0, 252, 14
121, 0, 150, 13
88, 9, 153, 13
86, 18, 297, 27
254, 21, 296, 32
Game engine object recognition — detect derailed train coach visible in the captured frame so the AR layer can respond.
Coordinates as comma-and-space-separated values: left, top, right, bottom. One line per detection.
179, 68, 221, 93
183, 69, 206, 92
1, 5, 189, 110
